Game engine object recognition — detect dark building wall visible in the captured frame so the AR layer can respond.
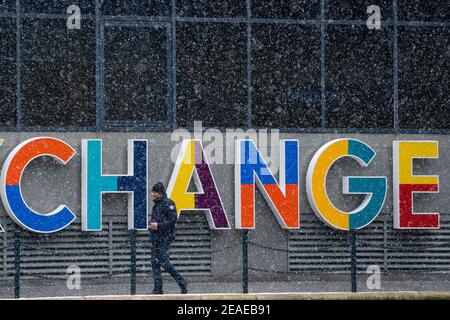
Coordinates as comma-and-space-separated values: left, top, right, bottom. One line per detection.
0, 1, 449, 132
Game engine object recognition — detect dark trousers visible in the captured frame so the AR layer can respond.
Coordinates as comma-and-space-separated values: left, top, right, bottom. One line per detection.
150, 239, 186, 292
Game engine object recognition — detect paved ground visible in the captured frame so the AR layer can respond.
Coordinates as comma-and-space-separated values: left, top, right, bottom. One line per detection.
1, 274, 450, 299
40, 292, 450, 300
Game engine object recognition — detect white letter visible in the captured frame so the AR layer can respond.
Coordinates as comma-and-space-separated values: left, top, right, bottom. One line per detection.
171, 128, 191, 164
204, 129, 224, 164
225, 128, 258, 165
66, 265, 82, 290
367, 5, 381, 30
67, 5, 81, 30
366, 265, 381, 290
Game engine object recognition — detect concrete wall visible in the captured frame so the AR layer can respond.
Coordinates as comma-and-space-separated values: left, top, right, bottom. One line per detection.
0, 132, 448, 279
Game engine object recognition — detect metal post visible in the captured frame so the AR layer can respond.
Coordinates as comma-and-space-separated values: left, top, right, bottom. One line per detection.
2, 219, 7, 278
242, 229, 248, 294
130, 229, 137, 295
14, 230, 21, 299
108, 219, 113, 276
350, 230, 357, 293
383, 217, 388, 272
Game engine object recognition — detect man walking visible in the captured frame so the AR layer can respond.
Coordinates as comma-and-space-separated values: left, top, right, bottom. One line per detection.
150, 182, 188, 295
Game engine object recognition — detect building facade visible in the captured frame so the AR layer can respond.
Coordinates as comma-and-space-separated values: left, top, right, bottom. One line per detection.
0, 1, 450, 294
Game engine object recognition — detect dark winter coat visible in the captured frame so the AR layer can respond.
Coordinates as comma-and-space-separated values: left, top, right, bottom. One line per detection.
150, 194, 177, 243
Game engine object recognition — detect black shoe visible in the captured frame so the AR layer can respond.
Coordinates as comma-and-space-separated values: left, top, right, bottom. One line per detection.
151, 289, 163, 295
180, 282, 188, 294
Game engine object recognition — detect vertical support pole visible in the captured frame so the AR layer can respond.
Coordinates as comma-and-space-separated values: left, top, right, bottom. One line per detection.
2, 217, 6, 278
108, 219, 113, 276
350, 230, 357, 293
242, 229, 248, 294
383, 217, 388, 272
130, 229, 137, 295
243, 0, 251, 295
14, 230, 21, 299
243, 0, 251, 294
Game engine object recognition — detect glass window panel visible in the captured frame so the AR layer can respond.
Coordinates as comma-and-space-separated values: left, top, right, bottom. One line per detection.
326, 0, 393, 21
104, 25, 169, 123
176, 0, 246, 17
0, 18, 16, 126
21, 0, 95, 14
0, 0, 15, 13
398, 0, 450, 22
399, 27, 450, 129
251, 0, 320, 20
252, 24, 321, 128
21, 18, 96, 127
176, 22, 247, 128
325, 25, 394, 129
101, 0, 170, 16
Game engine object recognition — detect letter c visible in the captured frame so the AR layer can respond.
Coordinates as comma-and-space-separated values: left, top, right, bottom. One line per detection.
0, 137, 76, 233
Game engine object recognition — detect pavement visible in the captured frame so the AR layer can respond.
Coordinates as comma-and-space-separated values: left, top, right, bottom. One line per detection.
1, 274, 450, 299
38, 291, 450, 300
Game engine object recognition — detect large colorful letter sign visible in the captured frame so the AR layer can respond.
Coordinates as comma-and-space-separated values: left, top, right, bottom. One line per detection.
306, 139, 387, 231
235, 139, 300, 229
82, 139, 148, 231
393, 141, 439, 229
167, 139, 230, 229
0, 137, 77, 233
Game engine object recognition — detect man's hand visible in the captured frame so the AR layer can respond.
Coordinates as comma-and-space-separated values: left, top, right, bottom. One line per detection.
151, 222, 158, 230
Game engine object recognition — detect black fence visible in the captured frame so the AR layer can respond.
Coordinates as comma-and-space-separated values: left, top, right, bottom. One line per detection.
5, 216, 450, 299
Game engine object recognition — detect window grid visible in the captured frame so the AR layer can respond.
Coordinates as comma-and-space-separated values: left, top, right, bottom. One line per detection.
0, 1, 448, 133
